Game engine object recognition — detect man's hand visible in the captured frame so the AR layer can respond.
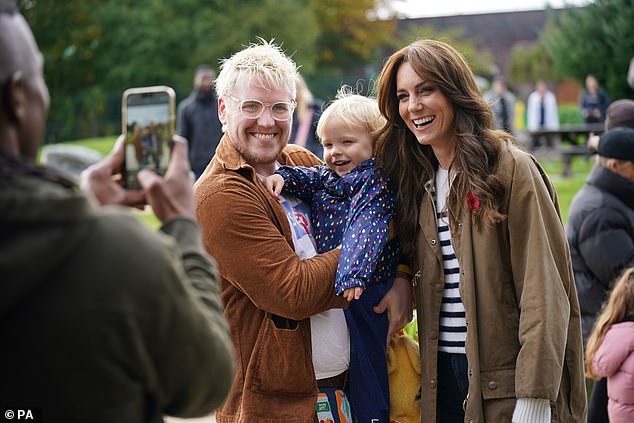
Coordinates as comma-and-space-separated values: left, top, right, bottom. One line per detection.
264, 174, 285, 200
137, 135, 195, 222
80, 135, 145, 207
373, 276, 413, 348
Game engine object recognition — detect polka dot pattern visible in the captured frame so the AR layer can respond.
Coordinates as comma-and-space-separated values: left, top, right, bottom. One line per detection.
277, 158, 399, 295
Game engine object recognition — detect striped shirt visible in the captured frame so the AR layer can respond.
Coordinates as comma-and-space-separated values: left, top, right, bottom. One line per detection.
434, 168, 467, 354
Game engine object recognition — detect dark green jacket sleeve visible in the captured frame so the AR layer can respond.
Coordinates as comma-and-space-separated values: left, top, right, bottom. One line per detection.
156, 217, 235, 416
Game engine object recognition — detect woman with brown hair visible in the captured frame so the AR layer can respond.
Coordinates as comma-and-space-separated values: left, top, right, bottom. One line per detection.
375, 39, 586, 422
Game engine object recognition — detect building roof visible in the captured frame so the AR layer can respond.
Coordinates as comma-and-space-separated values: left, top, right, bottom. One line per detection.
397, 9, 564, 77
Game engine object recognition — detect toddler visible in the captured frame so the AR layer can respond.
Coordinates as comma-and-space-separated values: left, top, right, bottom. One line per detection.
586, 267, 634, 423
266, 89, 400, 422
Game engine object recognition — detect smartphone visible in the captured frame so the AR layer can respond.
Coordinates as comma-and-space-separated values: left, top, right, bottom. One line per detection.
122, 86, 176, 189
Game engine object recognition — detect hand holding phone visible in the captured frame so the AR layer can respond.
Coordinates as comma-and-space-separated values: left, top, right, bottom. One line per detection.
122, 86, 176, 189
80, 134, 146, 207
80, 134, 194, 222
138, 135, 195, 221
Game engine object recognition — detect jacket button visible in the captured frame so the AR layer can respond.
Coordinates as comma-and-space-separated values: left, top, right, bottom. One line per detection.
458, 223, 463, 229
488, 381, 497, 390
431, 239, 437, 246
430, 331, 437, 340
430, 379, 436, 389
468, 369, 473, 376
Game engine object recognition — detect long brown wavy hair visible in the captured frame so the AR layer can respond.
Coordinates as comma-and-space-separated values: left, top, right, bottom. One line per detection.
375, 39, 507, 258
585, 267, 634, 380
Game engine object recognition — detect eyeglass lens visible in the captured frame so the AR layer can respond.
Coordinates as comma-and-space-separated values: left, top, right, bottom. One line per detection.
240, 100, 293, 120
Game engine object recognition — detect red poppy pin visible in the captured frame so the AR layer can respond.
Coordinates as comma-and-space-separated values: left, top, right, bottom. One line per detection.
467, 192, 480, 211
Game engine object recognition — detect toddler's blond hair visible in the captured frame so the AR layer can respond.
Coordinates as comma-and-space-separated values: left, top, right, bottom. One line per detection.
316, 86, 386, 151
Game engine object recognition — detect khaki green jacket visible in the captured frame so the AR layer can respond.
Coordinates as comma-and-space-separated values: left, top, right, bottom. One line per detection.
414, 144, 586, 422
0, 167, 234, 422
194, 136, 347, 423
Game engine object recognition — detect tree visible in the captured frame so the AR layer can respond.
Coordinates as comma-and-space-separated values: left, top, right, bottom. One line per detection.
309, 0, 397, 76
544, 0, 634, 100
507, 39, 557, 86
19, 0, 320, 141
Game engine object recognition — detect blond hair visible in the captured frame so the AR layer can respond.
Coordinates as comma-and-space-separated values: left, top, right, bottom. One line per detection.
215, 39, 298, 100
316, 86, 386, 151
585, 267, 634, 379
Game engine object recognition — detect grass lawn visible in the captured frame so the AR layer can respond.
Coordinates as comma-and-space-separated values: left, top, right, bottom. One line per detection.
42, 136, 160, 228
538, 155, 592, 224
43, 136, 593, 228
59, 136, 119, 157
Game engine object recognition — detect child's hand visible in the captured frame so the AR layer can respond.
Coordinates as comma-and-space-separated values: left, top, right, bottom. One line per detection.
343, 287, 364, 301
264, 174, 285, 200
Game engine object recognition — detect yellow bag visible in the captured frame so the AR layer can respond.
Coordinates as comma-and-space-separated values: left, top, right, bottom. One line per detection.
387, 332, 421, 423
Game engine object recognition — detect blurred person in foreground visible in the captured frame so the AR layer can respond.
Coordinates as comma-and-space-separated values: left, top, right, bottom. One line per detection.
567, 100, 634, 423
568, 100, 634, 340
177, 64, 223, 179
193, 39, 412, 423
585, 267, 634, 423
0, 1, 235, 421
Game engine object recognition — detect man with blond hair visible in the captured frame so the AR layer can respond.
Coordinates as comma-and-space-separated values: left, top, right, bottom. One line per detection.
194, 41, 412, 422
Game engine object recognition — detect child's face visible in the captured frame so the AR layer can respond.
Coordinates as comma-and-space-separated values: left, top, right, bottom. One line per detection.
321, 117, 373, 177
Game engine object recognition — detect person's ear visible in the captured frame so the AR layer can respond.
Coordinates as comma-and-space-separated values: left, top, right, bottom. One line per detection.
218, 96, 227, 125
3, 72, 27, 124
607, 159, 621, 173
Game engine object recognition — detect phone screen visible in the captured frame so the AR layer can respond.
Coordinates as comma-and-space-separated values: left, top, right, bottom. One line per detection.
123, 88, 174, 189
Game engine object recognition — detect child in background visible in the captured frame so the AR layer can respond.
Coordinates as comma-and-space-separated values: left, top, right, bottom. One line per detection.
586, 267, 634, 423
266, 89, 402, 423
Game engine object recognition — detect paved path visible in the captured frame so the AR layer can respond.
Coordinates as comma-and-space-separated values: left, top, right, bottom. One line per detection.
164, 413, 215, 423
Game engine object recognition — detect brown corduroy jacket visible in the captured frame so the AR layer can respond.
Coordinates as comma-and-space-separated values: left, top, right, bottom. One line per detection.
194, 136, 347, 423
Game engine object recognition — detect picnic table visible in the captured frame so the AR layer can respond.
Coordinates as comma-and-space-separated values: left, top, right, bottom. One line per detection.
527, 123, 604, 177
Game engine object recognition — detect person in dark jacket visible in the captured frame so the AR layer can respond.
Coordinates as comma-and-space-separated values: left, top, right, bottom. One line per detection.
567, 100, 634, 423
580, 74, 610, 124
569, 100, 634, 340
0, 2, 235, 421
177, 64, 223, 178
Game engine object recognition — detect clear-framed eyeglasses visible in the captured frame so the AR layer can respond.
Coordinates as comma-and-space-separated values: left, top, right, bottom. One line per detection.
227, 95, 296, 121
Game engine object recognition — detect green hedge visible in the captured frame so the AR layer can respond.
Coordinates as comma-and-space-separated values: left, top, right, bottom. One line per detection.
558, 103, 584, 125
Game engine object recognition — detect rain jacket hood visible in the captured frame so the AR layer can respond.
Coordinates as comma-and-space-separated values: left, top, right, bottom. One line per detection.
0, 172, 94, 314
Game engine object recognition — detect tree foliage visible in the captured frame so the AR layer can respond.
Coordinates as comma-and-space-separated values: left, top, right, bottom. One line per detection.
309, 0, 396, 76
543, 0, 634, 100
19, 0, 396, 141
19, 0, 322, 141
507, 39, 557, 85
